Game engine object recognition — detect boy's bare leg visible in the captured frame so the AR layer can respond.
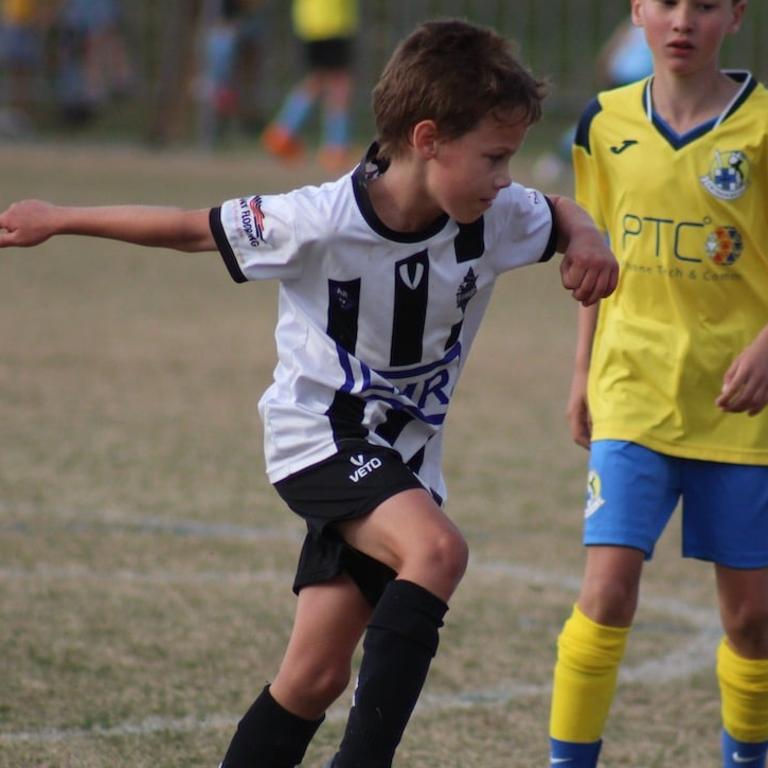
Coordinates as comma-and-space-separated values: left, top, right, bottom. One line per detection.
220, 575, 371, 768
271, 575, 373, 719
338, 487, 468, 603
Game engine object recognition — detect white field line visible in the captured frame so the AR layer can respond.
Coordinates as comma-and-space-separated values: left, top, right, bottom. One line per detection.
0, 517, 721, 745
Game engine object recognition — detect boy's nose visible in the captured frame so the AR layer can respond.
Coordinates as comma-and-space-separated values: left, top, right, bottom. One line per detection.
672, 4, 694, 31
494, 170, 512, 190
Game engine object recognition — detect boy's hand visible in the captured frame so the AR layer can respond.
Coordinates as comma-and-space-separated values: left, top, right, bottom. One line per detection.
550, 195, 618, 306
716, 327, 768, 416
560, 228, 618, 307
566, 365, 592, 449
0, 200, 60, 247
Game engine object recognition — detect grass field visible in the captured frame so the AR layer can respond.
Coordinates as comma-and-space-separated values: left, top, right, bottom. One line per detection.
0, 143, 724, 768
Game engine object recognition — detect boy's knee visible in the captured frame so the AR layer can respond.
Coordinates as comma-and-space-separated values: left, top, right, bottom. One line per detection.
281, 657, 352, 710
580, 578, 639, 627
724, 606, 768, 657
425, 528, 469, 586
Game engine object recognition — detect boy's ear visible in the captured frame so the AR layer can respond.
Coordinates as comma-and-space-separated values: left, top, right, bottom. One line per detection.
729, 1, 747, 34
411, 120, 440, 158
630, 0, 643, 27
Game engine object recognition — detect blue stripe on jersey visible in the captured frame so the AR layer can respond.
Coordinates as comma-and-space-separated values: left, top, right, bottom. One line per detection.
574, 97, 602, 155
334, 343, 462, 426
376, 342, 461, 379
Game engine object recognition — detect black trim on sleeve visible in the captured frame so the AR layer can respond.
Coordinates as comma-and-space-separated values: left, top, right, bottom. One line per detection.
539, 195, 558, 263
209, 206, 247, 284
573, 97, 602, 155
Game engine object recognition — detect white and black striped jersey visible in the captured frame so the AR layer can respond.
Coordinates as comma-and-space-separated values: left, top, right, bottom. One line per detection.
210, 143, 557, 502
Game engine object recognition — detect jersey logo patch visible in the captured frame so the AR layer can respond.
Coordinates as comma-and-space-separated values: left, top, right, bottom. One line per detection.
609, 139, 638, 154
706, 225, 744, 266
456, 267, 477, 311
348, 454, 383, 483
584, 470, 606, 518
700, 150, 749, 200
238, 195, 266, 247
333, 284, 356, 311
398, 262, 425, 289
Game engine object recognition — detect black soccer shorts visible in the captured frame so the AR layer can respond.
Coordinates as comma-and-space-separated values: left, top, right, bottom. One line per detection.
274, 439, 427, 606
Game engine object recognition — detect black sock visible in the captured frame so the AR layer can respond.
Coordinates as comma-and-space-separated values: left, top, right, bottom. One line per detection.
221, 685, 324, 768
333, 579, 448, 768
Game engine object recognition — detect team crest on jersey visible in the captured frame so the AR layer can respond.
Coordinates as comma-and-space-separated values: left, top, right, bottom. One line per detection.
584, 470, 605, 518
332, 284, 356, 310
238, 195, 266, 247
706, 225, 744, 266
456, 267, 477, 311
700, 149, 749, 200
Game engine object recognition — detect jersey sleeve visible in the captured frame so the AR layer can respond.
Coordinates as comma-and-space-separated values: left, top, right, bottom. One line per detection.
572, 97, 606, 232
488, 183, 557, 272
209, 193, 304, 283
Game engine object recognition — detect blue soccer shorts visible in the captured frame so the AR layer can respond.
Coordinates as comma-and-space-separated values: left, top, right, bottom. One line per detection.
583, 440, 768, 568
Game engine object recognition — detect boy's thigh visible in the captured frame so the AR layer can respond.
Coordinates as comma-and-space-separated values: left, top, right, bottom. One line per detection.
681, 460, 768, 568
584, 440, 680, 558
274, 440, 425, 605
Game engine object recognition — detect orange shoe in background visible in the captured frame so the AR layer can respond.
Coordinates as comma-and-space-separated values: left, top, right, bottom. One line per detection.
317, 145, 354, 175
262, 124, 305, 163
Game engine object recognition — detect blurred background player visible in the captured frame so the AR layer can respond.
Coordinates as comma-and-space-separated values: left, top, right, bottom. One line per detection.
595, 14, 653, 92
261, 0, 358, 173
199, 0, 266, 146
548, 1, 768, 767
0, 0, 45, 136
54, 0, 133, 125
534, 13, 653, 184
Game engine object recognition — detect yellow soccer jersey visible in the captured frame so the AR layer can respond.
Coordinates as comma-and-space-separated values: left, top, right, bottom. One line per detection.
292, 0, 358, 42
574, 73, 768, 465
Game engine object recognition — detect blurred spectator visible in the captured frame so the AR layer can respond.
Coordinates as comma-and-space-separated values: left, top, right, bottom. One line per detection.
534, 14, 653, 184
261, 0, 358, 173
597, 15, 653, 90
199, 0, 267, 145
55, 0, 133, 125
0, 0, 45, 137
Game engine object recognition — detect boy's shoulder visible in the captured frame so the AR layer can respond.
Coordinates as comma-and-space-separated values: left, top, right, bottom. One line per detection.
574, 79, 648, 155
596, 78, 648, 113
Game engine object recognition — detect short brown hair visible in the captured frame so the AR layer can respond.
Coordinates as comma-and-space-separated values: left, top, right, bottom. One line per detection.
372, 19, 547, 159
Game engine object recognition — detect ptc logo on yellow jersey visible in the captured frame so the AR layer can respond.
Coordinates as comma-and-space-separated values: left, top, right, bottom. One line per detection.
700, 149, 749, 201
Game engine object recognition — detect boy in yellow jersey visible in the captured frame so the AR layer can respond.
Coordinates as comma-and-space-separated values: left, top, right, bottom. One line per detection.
548, 1, 768, 767
262, 0, 358, 172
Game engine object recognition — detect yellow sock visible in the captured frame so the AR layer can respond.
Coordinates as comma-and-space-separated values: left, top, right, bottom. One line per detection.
718, 637, 768, 743
550, 604, 630, 742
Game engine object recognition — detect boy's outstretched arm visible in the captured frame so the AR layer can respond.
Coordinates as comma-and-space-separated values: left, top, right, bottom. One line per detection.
549, 195, 618, 306
0, 200, 215, 252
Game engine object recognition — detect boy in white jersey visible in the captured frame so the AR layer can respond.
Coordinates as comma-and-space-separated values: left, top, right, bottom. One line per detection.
548, 2, 768, 767
0, 19, 618, 768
